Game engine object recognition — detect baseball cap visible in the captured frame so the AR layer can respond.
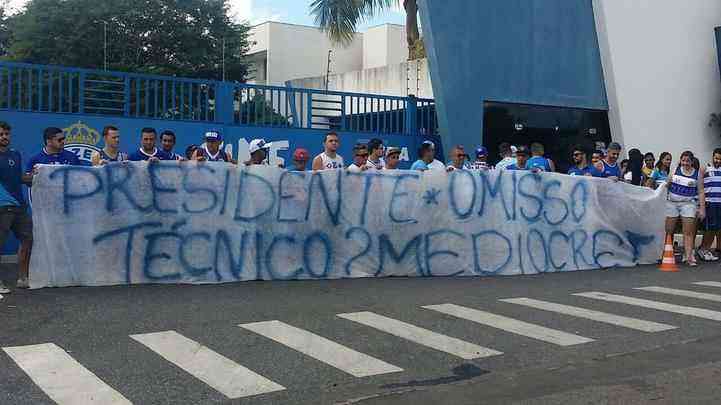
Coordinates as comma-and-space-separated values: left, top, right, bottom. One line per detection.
385, 146, 402, 157
205, 130, 222, 142
293, 148, 309, 161
422, 140, 435, 148
515, 145, 529, 156
476, 146, 488, 157
249, 139, 271, 154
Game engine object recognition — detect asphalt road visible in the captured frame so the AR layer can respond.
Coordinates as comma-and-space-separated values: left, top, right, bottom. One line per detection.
4, 263, 721, 404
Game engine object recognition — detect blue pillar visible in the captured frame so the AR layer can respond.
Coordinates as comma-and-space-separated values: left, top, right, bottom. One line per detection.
215, 82, 235, 124
405, 95, 418, 135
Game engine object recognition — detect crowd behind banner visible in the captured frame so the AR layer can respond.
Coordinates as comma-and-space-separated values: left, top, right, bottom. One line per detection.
0, 120, 714, 291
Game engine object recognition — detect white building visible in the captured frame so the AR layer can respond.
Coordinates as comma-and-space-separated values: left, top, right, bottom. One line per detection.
246, 21, 408, 87
593, 0, 721, 160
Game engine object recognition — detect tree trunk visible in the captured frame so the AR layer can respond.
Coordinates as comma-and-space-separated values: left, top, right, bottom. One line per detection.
403, 0, 420, 60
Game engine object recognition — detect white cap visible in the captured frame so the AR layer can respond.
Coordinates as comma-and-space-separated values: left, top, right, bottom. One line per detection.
249, 139, 271, 154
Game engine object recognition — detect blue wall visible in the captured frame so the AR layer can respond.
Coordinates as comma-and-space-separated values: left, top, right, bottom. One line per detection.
418, 0, 608, 155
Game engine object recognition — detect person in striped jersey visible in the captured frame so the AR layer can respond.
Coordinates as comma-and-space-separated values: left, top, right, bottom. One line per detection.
699, 148, 721, 261
665, 150, 706, 266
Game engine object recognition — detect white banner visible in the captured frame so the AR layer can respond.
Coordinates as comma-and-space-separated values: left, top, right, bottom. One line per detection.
29, 163, 666, 288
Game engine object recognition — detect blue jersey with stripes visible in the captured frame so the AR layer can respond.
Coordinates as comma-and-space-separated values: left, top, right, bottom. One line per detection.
669, 166, 699, 202
597, 160, 621, 178
705, 165, 721, 204
527, 156, 552, 172
568, 165, 592, 176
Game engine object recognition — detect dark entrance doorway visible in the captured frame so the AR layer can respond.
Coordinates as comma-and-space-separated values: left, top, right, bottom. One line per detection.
483, 101, 612, 172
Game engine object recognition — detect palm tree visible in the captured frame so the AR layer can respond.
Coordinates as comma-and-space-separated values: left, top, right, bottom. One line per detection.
310, 0, 421, 60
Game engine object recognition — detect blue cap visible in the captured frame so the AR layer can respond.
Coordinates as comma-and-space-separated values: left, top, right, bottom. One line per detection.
476, 146, 488, 157
205, 130, 222, 142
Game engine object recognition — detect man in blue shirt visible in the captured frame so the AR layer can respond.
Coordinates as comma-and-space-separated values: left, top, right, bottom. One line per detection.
129, 128, 172, 161
160, 130, 183, 161
567, 146, 593, 176
0, 122, 34, 292
507, 146, 533, 171
26, 127, 81, 172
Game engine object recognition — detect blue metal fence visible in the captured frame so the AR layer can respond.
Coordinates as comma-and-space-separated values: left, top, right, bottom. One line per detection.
0, 61, 438, 136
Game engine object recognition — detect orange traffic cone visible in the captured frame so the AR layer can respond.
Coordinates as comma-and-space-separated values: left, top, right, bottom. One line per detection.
659, 234, 679, 272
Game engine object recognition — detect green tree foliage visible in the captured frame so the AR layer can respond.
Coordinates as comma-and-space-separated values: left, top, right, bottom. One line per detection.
310, 0, 422, 60
0, 3, 9, 57
4, 0, 251, 81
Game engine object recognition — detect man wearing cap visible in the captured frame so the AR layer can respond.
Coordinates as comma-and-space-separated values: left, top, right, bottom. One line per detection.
129, 128, 172, 162
384, 147, 402, 170
245, 139, 271, 166
312, 131, 344, 170
411, 140, 445, 171
198, 131, 233, 162
507, 145, 532, 171
365, 138, 385, 170
469, 146, 490, 170
291, 148, 309, 171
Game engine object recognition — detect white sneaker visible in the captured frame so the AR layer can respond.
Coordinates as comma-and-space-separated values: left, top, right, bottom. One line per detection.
0, 282, 10, 294
700, 249, 719, 262
16, 278, 29, 289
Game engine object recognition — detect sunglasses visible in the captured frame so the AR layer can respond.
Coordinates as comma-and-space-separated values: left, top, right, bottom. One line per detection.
55, 137, 66, 142
356, 153, 369, 158
573, 152, 584, 156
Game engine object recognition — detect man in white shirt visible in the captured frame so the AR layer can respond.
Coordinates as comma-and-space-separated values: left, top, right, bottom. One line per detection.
347, 143, 369, 173
365, 138, 385, 170
495, 142, 516, 170
410, 140, 445, 171
312, 131, 344, 170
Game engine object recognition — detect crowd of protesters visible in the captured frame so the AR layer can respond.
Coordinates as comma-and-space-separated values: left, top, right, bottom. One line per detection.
0, 121, 718, 293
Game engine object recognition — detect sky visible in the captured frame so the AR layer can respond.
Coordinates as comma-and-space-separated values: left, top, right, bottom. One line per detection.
3, 0, 406, 31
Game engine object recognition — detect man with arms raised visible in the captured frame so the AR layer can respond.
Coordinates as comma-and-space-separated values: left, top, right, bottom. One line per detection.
91, 126, 128, 166
312, 131, 344, 170
0, 122, 33, 292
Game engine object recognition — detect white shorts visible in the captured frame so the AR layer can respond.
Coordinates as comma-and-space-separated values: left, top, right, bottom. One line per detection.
666, 200, 697, 219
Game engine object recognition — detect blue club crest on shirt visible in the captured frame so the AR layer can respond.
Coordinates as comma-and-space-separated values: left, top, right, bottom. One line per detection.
63, 121, 101, 165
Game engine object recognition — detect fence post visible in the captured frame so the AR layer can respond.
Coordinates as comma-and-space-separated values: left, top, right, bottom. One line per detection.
306, 92, 314, 129
215, 81, 235, 124
123, 76, 130, 116
405, 94, 418, 136
79, 72, 85, 114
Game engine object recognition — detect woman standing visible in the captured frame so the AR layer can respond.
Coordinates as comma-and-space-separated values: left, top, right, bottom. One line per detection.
650, 152, 672, 188
666, 151, 706, 266
642, 152, 656, 178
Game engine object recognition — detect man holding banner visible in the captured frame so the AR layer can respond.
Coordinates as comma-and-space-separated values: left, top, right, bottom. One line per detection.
0, 122, 33, 291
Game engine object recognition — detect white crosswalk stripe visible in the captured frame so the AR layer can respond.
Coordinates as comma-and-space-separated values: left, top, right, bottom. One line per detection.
499, 298, 677, 332
693, 281, 721, 288
636, 286, 721, 303
574, 292, 721, 321
423, 303, 594, 346
129, 330, 285, 399
337, 311, 502, 360
238, 320, 403, 377
2, 343, 132, 405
